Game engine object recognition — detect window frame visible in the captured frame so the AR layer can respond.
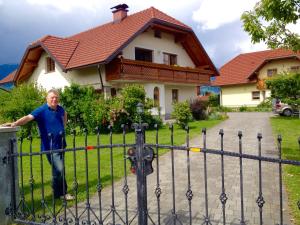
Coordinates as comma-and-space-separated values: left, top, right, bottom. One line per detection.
135, 47, 153, 62
46, 57, 55, 73
252, 91, 260, 100
153, 87, 160, 107
163, 52, 177, 65
290, 66, 300, 73
172, 89, 178, 103
267, 68, 277, 77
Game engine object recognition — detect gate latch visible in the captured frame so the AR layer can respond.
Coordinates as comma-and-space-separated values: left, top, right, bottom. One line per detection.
127, 147, 154, 176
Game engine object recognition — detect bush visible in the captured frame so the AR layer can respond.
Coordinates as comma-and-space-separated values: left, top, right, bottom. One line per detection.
208, 94, 220, 107
208, 112, 228, 120
171, 101, 193, 128
0, 83, 46, 136
59, 84, 100, 133
239, 105, 248, 112
256, 98, 272, 111
190, 98, 208, 120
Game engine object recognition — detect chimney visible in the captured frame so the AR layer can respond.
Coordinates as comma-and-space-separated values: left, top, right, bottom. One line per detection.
111, 4, 129, 23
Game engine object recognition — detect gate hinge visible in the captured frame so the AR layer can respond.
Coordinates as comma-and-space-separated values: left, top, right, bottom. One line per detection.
5, 207, 12, 216
2, 156, 8, 165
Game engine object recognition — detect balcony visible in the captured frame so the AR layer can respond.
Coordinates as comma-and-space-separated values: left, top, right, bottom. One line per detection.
105, 58, 213, 84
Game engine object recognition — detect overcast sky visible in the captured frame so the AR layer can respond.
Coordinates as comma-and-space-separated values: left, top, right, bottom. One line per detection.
0, 0, 272, 67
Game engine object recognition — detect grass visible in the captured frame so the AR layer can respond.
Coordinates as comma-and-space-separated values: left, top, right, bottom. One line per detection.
17, 119, 223, 217
270, 116, 300, 225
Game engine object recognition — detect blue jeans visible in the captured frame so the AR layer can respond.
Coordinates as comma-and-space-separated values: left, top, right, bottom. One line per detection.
46, 152, 67, 198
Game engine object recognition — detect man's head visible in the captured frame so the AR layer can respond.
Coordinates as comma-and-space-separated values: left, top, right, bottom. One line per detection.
46, 89, 60, 109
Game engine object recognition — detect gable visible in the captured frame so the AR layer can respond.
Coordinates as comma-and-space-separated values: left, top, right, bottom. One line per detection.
122, 29, 195, 67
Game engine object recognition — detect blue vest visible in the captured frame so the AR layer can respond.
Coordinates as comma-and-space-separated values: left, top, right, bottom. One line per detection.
31, 104, 66, 151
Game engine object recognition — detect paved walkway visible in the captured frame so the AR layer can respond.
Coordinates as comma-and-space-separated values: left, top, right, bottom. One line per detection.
72, 112, 292, 225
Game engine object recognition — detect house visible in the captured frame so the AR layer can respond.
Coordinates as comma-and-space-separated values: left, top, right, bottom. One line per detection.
13, 4, 218, 119
0, 70, 16, 90
213, 49, 300, 107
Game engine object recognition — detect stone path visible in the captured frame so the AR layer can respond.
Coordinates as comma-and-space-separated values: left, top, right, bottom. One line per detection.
70, 112, 293, 225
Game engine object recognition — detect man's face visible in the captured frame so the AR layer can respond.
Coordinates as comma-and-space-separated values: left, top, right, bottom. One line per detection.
47, 92, 59, 109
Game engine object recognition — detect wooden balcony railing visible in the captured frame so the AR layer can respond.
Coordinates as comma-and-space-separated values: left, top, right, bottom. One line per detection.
105, 58, 213, 84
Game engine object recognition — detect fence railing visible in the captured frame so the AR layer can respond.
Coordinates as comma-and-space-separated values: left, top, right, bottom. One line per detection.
2, 125, 300, 225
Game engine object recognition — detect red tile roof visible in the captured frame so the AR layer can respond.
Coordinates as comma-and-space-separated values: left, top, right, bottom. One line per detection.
0, 70, 16, 84
213, 49, 300, 86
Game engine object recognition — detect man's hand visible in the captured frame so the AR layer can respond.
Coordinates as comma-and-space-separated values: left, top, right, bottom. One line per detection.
0, 122, 15, 127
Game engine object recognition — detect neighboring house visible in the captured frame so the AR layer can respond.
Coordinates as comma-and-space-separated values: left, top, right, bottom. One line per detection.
13, 4, 218, 119
0, 70, 16, 90
213, 49, 300, 107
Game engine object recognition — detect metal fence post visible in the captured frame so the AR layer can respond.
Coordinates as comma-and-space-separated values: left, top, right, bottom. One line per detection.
0, 126, 19, 225
134, 122, 148, 225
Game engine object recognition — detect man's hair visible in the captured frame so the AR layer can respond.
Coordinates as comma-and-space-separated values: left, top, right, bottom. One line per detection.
47, 89, 60, 96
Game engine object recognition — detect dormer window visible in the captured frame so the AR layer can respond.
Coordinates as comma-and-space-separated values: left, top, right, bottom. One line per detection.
46, 57, 55, 73
267, 68, 277, 77
135, 48, 153, 62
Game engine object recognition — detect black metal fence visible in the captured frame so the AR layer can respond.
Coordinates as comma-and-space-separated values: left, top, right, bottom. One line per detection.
4, 124, 300, 225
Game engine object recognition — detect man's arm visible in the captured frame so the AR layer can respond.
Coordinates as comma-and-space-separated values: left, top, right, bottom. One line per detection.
7, 115, 35, 127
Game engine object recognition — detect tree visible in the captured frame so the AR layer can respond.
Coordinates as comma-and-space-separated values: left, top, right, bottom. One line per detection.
0, 83, 46, 136
242, 0, 300, 51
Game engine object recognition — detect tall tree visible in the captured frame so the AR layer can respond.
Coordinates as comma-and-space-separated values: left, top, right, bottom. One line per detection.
242, 0, 300, 51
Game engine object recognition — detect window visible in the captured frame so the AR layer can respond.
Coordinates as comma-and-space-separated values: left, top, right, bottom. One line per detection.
172, 89, 178, 103
135, 48, 153, 62
163, 53, 177, 65
267, 68, 277, 77
46, 57, 55, 73
154, 30, 161, 38
252, 91, 260, 100
290, 66, 300, 73
153, 87, 160, 106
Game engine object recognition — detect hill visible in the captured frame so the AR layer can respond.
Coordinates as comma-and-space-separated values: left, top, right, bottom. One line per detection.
0, 64, 18, 80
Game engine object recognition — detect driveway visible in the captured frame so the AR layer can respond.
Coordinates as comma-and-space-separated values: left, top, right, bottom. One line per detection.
73, 112, 292, 225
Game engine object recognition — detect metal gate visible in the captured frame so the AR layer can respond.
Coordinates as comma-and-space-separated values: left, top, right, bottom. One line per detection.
4, 123, 300, 225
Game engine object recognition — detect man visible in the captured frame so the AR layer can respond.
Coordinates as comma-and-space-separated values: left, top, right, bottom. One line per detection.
5, 89, 74, 201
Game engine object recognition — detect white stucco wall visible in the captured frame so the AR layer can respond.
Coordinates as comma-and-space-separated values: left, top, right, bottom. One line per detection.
165, 85, 196, 115
258, 58, 300, 79
221, 84, 271, 107
122, 29, 195, 67
28, 52, 107, 91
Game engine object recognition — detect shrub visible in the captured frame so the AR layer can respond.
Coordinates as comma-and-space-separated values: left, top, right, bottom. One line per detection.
208, 112, 228, 120
0, 83, 46, 136
239, 105, 248, 112
208, 94, 220, 107
59, 84, 100, 133
190, 98, 208, 120
256, 98, 272, 111
171, 101, 193, 128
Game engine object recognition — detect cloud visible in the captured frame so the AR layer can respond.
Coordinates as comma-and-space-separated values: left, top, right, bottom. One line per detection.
192, 0, 258, 30
234, 38, 267, 53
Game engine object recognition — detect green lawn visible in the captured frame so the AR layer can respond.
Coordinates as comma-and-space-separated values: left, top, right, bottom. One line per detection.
270, 116, 300, 225
18, 119, 223, 217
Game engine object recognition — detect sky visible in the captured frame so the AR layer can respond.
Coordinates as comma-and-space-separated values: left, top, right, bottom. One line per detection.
0, 0, 277, 68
